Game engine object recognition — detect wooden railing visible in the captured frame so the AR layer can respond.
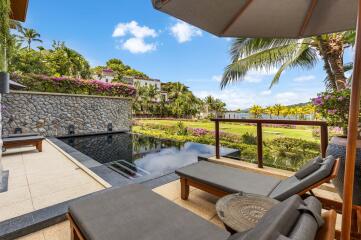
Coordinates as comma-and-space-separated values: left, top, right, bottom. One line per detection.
211, 118, 328, 168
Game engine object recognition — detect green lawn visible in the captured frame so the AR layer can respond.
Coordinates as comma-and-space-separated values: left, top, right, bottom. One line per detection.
137, 119, 319, 142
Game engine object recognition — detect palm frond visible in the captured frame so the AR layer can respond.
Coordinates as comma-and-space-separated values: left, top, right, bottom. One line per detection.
222, 42, 301, 89
229, 38, 298, 63
270, 44, 318, 87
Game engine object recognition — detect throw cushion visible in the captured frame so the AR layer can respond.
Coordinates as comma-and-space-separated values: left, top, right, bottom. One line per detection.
295, 157, 323, 180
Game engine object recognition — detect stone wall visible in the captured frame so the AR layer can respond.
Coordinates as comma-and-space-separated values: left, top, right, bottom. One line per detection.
1, 91, 132, 136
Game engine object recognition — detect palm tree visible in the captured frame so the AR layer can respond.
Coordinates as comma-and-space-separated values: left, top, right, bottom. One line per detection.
221, 32, 354, 91
17, 28, 42, 50
280, 107, 290, 119
273, 104, 283, 119
168, 82, 188, 99
264, 106, 274, 119
249, 105, 263, 119
212, 99, 226, 117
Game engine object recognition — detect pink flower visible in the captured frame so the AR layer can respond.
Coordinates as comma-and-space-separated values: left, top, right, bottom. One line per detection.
313, 96, 323, 106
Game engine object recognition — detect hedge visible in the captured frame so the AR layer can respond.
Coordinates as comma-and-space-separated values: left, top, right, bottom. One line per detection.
12, 73, 136, 98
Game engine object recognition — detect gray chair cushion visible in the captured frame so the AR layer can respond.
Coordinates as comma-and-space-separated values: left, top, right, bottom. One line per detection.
235, 196, 323, 240
295, 157, 323, 180
269, 156, 336, 201
238, 195, 302, 240
288, 197, 324, 240
176, 161, 281, 196
69, 184, 229, 240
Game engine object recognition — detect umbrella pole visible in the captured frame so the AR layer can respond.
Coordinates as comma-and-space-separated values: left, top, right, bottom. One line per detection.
341, 0, 361, 239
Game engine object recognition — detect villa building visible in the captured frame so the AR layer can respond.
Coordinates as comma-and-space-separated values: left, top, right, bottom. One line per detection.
123, 76, 168, 102
92, 69, 116, 83
123, 76, 161, 90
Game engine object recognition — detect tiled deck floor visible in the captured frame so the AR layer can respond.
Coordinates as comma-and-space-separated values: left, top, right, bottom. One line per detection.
0, 140, 105, 222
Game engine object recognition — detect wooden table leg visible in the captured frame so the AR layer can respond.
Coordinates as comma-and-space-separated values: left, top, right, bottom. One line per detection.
180, 177, 189, 200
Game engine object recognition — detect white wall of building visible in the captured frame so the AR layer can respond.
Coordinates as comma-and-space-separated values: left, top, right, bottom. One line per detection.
92, 74, 115, 83
133, 79, 161, 90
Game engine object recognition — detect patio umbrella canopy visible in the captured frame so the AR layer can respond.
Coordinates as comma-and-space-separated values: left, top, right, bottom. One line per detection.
153, 0, 361, 239
153, 0, 357, 38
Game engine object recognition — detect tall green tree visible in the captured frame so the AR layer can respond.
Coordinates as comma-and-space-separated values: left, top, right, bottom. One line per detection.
17, 28, 43, 50
221, 32, 354, 91
9, 40, 91, 78
0, 0, 11, 71
163, 82, 189, 100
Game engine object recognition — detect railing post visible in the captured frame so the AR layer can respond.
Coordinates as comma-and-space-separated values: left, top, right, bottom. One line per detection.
256, 123, 263, 168
320, 124, 328, 158
215, 120, 220, 159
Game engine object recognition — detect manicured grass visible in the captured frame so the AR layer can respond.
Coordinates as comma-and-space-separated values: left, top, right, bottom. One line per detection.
137, 119, 319, 142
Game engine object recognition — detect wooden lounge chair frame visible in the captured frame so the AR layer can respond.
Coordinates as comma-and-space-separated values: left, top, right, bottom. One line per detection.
67, 213, 85, 240
67, 210, 337, 240
3, 138, 43, 152
307, 194, 361, 240
180, 158, 340, 200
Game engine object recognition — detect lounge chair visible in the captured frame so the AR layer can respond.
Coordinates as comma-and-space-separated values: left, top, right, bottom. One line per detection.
2, 135, 45, 152
175, 155, 339, 201
67, 184, 336, 240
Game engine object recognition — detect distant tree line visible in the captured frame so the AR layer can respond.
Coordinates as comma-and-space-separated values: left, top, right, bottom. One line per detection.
249, 104, 317, 120
133, 82, 226, 118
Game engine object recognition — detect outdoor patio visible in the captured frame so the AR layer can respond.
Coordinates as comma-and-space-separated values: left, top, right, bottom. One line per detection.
2, 0, 361, 239
0, 140, 107, 222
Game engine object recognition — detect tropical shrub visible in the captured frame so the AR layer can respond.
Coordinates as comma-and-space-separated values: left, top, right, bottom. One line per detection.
12, 73, 136, 97
312, 89, 350, 132
176, 121, 188, 135
241, 132, 257, 145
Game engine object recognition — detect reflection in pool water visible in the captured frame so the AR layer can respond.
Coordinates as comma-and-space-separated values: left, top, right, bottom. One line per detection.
59, 132, 236, 179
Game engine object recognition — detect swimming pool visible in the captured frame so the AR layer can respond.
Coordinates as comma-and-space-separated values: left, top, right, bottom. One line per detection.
59, 132, 237, 180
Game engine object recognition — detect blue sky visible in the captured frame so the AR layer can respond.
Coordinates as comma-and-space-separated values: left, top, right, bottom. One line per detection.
23, 0, 353, 110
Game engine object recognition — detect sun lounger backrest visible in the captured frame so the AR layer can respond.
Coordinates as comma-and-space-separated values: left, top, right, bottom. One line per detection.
231, 195, 323, 240
269, 156, 336, 201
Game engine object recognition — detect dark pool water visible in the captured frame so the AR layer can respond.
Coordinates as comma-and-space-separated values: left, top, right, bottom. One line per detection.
59, 132, 236, 179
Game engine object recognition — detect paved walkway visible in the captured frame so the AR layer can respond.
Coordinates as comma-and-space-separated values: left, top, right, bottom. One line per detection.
0, 140, 105, 222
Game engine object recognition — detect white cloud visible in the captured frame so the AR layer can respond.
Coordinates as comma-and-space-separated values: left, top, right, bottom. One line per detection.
260, 90, 272, 96
112, 21, 157, 54
170, 21, 202, 43
212, 75, 222, 82
122, 38, 156, 54
113, 21, 157, 38
243, 67, 279, 83
293, 75, 316, 82
274, 91, 312, 105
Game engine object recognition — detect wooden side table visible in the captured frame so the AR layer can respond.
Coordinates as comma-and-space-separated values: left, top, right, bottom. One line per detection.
216, 193, 279, 234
